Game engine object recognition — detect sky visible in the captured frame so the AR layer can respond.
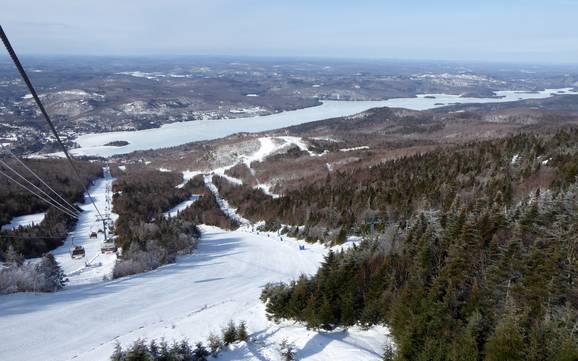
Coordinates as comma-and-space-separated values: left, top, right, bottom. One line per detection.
1, 0, 577, 64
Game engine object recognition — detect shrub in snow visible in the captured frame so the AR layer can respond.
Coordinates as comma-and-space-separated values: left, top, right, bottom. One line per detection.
383, 343, 395, 361
237, 321, 248, 342
222, 320, 238, 345
207, 333, 222, 356
0, 252, 65, 294
279, 339, 296, 361
110, 338, 210, 361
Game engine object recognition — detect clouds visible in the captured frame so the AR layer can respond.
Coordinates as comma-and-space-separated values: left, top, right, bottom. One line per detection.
1, 0, 577, 63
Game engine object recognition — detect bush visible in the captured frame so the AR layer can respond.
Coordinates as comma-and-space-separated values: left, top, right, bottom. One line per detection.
110, 338, 210, 361
279, 339, 296, 361
222, 320, 238, 345
207, 333, 222, 356
237, 321, 248, 342
0, 253, 66, 294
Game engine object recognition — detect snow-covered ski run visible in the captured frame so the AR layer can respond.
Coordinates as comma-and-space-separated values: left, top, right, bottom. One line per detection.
0, 145, 392, 360
0, 225, 390, 361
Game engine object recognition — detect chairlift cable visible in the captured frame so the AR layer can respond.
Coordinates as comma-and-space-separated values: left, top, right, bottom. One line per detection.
0, 168, 79, 219
1, 146, 82, 216
0, 159, 80, 217
0, 25, 104, 221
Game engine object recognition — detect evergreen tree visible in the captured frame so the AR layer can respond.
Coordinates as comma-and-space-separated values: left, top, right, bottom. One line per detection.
192, 342, 209, 361
36, 253, 66, 292
237, 321, 248, 342
222, 320, 237, 345
3, 245, 24, 267
484, 298, 525, 361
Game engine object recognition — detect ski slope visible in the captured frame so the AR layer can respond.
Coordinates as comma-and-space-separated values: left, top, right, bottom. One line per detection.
37, 167, 118, 285
0, 212, 46, 232
0, 226, 390, 361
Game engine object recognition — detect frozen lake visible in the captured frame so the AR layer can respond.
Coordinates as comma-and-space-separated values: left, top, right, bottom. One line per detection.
71, 88, 578, 157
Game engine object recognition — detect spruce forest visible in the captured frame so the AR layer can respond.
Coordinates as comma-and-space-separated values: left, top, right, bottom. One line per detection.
259, 129, 578, 360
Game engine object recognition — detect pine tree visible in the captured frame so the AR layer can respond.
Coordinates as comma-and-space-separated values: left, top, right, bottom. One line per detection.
222, 320, 237, 345
484, 298, 525, 361
36, 253, 66, 292
3, 245, 24, 267
383, 343, 395, 361
279, 339, 296, 361
192, 342, 210, 361
236, 321, 248, 342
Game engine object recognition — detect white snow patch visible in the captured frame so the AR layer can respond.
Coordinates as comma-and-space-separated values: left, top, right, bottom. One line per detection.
340, 146, 370, 152
163, 195, 200, 218
204, 174, 250, 226
1, 212, 46, 232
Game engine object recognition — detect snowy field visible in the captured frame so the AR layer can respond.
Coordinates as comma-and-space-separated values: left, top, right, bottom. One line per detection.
0, 225, 390, 361
70, 88, 578, 157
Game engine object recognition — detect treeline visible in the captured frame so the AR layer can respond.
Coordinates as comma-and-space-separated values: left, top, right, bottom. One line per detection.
0, 250, 66, 294
111, 171, 235, 278
226, 130, 578, 242
110, 320, 249, 360
113, 167, 190, 248
0, 158, 102, 259
260, 130, 578, 360
112, 168, 199, 278
177, 175, 239, 230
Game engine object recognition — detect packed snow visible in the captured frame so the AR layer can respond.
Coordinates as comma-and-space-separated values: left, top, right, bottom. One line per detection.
163, 195, 200, 218
340, 145, 370, 152
70, 88, 578, 157
38, 167, 118, 286
0, 224, 391, 361
1, 212, 46, 232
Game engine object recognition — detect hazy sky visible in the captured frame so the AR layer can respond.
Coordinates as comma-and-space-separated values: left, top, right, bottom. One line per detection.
1, 0, 577, 63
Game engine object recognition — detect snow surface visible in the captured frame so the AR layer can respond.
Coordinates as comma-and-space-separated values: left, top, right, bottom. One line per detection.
340, 145, 370, 152
183, 136, 317, 196
0, 224, 390, 361
163, 195, 200, 218
70, 88, 578, 157
1, 212, 46, 232
40, 167, 118, 286
0, 163, 392, 360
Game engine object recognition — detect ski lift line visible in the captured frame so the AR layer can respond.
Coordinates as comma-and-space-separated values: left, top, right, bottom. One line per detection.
0, 157, 81, 216
0, 25, 104, 221
0, 168, 79, 219
0, 159, 80, 217
2, 146, 82, 217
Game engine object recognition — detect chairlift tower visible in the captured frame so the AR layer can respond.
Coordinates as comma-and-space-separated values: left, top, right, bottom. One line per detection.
364, 216, 381, 241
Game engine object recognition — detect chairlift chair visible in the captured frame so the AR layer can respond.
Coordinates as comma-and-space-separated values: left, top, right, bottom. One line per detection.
101, 240, 116, 254
70, 245, 86, 259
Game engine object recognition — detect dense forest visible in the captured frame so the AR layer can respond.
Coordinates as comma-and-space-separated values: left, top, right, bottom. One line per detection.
111, 169, 234, 278
259, 129, 578, 360
0, 158, 102, 259
221, 130, 578, 243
